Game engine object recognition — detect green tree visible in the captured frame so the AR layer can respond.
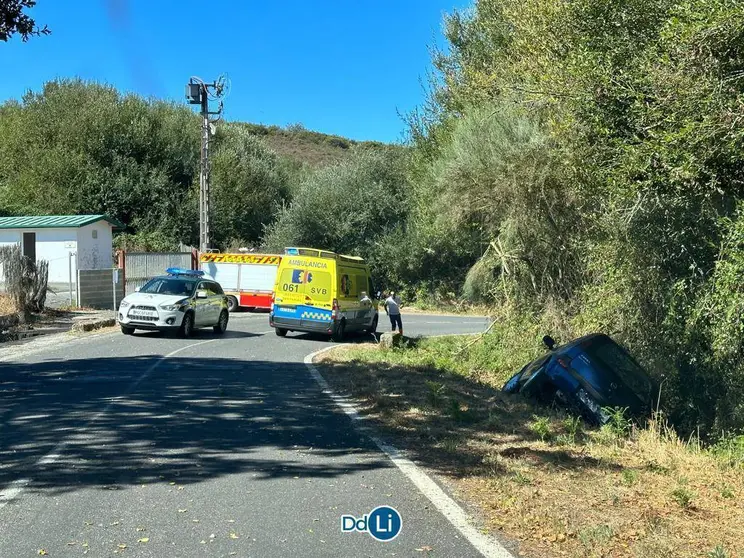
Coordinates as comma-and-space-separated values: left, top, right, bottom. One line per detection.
210, 124, 290, 248
0, 0, 49, 42
262, 147, 410, 287
409, 104, 582, 304
0, 79, 202, 247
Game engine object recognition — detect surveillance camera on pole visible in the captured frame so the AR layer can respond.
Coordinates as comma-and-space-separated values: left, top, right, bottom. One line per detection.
185, 75, 230, 254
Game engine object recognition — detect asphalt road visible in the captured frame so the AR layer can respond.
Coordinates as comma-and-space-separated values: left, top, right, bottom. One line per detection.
0, 313, 491, 557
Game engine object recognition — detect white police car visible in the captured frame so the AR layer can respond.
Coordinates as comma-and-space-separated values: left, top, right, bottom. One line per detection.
117, 268, 229, 337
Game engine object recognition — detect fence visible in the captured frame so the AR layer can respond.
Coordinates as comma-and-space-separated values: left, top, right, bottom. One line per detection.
120, 251, 196, 294
78, 269, 125, 310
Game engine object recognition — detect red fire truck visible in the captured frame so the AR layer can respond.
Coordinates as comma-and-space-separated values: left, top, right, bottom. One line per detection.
200, 253, 282, 312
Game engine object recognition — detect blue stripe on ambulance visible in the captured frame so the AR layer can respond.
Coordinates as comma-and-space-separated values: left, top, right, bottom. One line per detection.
273, 305, 332, 322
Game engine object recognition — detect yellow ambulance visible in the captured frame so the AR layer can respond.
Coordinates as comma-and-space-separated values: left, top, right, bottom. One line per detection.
270, 247, 378, 340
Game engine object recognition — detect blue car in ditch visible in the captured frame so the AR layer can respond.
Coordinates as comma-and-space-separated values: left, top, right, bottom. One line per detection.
502, 333, 656, 424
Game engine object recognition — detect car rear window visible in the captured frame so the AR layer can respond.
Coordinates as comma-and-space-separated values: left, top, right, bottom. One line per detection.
518, 354, 550, 389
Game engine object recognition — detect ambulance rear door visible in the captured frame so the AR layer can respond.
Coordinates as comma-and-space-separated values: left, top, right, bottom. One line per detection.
238, 260, 280, 309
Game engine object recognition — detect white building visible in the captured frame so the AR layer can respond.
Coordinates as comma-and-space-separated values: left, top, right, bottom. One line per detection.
0, 215, 124, 283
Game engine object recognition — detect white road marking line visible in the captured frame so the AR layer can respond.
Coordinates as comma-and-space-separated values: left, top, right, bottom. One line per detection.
0, 338, 218, 510
304, 347, 514, 558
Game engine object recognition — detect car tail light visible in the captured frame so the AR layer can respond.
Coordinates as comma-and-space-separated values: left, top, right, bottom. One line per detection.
270, 291, 276, 311
332, 298, 339, 320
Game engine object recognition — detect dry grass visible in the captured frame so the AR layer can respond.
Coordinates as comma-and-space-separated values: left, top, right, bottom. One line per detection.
0, 293, 17, 316
317, 344, 744, 558
404, 299, 497, 316
402, 305, 492, 317
264, 136, 348, 167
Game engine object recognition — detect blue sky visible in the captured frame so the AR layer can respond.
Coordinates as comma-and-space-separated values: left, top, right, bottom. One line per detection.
0, 0, 471, 143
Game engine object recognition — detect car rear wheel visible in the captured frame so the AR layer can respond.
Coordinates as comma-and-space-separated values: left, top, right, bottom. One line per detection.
226, 296, 239, 313
366, 314, 378, 334
179, 312, 194, 338
121, 325, 135, 335
213, 310, 228, 334
275, 327, 288, 337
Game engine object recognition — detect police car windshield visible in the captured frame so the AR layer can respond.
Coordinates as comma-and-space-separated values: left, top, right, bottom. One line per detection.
140, 278, 195, 297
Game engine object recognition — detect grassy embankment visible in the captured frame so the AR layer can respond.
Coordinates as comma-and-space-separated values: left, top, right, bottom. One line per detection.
403, 300, 494, 316
316, 323, 744, 558
239, 122, 386, 168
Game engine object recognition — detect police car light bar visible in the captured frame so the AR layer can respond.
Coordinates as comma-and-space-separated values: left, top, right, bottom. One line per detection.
166, 268, 205, 277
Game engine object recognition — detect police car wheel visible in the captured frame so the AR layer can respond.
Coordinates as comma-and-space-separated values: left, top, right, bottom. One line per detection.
275, 327, 288, 337
213, 311, 228, 334
226, 296, 238, 313
179, 312, 194, 338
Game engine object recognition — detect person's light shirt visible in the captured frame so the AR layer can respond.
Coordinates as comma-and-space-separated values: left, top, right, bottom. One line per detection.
385, 296, 401, 315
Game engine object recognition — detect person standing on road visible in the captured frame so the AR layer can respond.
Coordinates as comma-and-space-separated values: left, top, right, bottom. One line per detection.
384, 291, 403, 336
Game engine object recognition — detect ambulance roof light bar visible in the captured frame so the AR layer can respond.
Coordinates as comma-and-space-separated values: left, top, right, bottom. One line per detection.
284, 247, 339, 259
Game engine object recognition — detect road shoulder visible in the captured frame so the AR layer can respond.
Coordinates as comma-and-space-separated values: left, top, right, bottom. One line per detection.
305, 345, 517, 558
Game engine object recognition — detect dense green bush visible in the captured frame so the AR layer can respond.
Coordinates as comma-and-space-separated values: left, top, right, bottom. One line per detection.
411, 105, 583, 305
0, 80, 200, 245
262, 147, 411, 289
210, 124, 290, 248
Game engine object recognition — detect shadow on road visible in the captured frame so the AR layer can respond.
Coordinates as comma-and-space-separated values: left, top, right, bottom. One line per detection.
131, 329, 262, 340
0, 354, 390, 496
289, 331, 381, 345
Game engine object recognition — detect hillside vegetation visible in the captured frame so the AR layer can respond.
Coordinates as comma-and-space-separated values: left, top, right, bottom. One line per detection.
396, 0, 744, 442
238, 122, 385, 168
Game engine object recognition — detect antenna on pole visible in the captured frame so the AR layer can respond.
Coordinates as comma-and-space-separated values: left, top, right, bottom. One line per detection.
185, 75, 229, 254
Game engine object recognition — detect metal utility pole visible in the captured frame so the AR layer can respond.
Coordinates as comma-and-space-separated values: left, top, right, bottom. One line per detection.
199, 88, 211, 254
186, 76, 229, 253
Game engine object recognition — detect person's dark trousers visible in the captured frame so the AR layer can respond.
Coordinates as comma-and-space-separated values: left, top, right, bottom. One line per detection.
389, 313, 403, 332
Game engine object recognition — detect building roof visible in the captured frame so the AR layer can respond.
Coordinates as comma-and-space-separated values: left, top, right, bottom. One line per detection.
0, 215, 125, 230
